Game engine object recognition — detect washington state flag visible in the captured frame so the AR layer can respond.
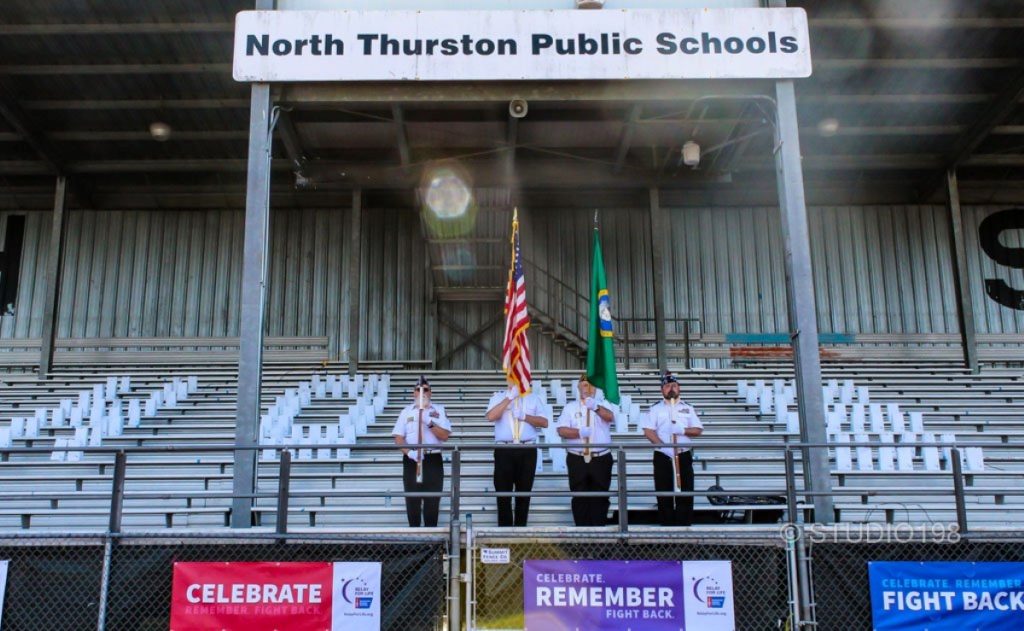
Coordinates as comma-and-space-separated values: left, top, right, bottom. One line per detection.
585, 226, 620, 404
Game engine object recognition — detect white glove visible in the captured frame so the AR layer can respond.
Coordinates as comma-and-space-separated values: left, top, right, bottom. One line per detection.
506, 385, 520, 401
584, 397, 598, 411
672, 423, 687, 436
674, 434, 692, 445
515, 406, 527, 421
578, 426, 592, 439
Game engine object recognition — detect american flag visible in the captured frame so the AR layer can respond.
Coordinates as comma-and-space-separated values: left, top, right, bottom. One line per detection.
502, 208, 532, 394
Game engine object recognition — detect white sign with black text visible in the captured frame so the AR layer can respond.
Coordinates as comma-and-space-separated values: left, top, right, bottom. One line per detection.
233, 8, 811, 82
481, 548, 511, 565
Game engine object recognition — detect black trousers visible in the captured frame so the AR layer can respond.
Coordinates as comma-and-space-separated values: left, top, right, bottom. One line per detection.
566, 452, 613, 526
494, 447, 538, 527
653, 450, 695, 526
402, 452, 443, 527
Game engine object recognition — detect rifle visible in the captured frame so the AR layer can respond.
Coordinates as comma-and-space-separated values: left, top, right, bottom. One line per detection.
671, 398, 682, 493
415, 387, 425, 484
583, 405, 592, 464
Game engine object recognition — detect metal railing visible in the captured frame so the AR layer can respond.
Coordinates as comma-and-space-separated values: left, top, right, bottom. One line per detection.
0, 439, 1014, 536
1, 439, 1022, 631
617, 316, 701, 369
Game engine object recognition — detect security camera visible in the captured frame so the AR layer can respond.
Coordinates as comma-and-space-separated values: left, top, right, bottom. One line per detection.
509, 99, 529, 119
576, 0, 605, 8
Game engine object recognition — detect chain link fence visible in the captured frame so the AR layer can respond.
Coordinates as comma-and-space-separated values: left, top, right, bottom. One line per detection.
470, 529, 792, 631
808, 527, 1024, 630
0, 533, 448, 631
0, 536, 106, 631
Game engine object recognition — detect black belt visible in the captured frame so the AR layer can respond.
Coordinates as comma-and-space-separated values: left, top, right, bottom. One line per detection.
568, 450, 609, 457
495, 440, 536, 445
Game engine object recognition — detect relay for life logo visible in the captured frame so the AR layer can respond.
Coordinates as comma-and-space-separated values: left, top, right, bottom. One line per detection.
170, 561, 381, 631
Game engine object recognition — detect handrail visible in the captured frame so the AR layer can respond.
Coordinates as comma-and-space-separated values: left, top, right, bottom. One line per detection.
617, 317, 702, 369
0, 440, 1005, 535
522, 257, 589, 307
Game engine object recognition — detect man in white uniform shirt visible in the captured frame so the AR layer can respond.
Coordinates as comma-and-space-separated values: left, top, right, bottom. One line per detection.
485, 384, 549, 527
642, 371, 703, 526
392, 376, 452, 527
556, 375, 616, 526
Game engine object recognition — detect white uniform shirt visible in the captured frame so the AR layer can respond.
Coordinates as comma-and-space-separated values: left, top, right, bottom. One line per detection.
642, 399, 703, 457
391, 402, 451, 461
556, 392, 615, 455
487, 392, 546, 443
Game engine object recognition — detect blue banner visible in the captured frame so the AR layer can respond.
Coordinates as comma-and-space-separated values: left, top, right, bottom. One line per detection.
869, 562, 1024, 630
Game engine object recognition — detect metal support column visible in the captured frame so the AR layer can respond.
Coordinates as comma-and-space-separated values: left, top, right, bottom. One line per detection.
772, 78, 834, 523
648, 187, 668, 373
945, 170, 980, 373
346, 189, 363, 378
39, 175, 67, 377
231, 68, 274, 527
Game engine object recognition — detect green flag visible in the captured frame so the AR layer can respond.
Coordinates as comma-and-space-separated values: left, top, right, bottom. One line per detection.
586, 227, 620, 404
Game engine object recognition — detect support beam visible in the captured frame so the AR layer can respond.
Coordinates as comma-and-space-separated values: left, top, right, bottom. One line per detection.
766, 0, 834, 519
275, 110, 307, 171
391, 105, 411, 167
437, 312, 502, 366
945, 170, 980, 373
613, 105, 642, 173
231, 78, 274, 529
284, 79, 770, 105
815, 58, 1021, 71
0, 63, 231, 75
945, 67, 1024, 166
647, 187, 668, 374
0, 79, 63, 174
346, 190, 363, 378
38, 176, 67, 378
774, 82, 833, 522
922, 67, 1024, 200
436, 313, 504, 366
22, 98, 250, 111
505, 115, 518, 181
0, 22, 233, 35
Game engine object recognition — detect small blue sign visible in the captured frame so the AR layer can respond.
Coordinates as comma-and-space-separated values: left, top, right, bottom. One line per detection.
869, 562, 1024, 631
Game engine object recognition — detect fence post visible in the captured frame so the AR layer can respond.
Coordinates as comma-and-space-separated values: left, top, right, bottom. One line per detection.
784, 448, 797, 523
450, 448, 461, 521
449, 448, 462, 631
465, 512, 474, 631
616, 447, 628, 533
97, 451, 127, 631
276, 449, 292, 535
108, 451, 127, 534
950, 447, 969, 535
96, 536, 114, 631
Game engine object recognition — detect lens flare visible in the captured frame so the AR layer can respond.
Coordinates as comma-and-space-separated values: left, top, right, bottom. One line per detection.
420, 164, 478, 239
424, 167, 472, 219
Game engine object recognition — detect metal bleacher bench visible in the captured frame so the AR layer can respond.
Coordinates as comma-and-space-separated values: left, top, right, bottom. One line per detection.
0, 336, 330, 364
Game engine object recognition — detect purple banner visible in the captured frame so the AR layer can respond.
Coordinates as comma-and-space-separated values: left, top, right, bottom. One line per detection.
524, 560, 684, 631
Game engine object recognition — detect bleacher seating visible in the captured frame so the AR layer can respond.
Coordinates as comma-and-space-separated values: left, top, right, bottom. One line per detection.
0, 361, 1022, 531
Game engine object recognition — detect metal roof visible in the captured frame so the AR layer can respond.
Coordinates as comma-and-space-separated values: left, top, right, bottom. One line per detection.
0, 0, 1023, 211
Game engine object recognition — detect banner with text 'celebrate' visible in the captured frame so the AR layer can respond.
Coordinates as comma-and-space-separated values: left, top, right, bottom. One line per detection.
170, 561, 381, 631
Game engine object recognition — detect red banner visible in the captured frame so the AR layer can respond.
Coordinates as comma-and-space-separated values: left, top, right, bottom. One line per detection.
170, 562, 334, 631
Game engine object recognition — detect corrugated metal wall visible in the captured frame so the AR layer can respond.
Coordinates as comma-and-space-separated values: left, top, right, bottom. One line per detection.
661, 205, 1023, 338
963, 206, 1024, 335
0, 207, 431, 361
1, 204, 1021, 366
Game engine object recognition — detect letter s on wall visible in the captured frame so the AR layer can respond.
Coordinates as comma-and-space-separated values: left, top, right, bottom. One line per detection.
979, 208, 1024, 310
